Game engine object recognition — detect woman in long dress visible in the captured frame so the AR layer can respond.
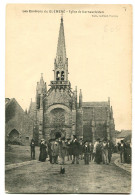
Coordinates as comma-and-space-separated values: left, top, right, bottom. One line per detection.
39, 139, 47, 162
95, 138, 102, 164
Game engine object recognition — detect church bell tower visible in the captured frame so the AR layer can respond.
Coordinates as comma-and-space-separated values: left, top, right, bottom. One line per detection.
50, 16, 70, 88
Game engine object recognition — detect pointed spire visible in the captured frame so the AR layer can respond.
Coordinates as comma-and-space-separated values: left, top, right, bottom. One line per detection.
56, 16, 66, 65
40, 73, 44, 84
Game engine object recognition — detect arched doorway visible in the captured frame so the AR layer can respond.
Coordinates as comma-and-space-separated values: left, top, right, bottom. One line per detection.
55, 132, 61, 139
50, 129, 66, 139
8, 129, 20, 145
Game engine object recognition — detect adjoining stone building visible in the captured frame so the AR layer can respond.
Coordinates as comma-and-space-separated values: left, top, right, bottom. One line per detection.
28, 17, 115, 145
5, 98, 34, 145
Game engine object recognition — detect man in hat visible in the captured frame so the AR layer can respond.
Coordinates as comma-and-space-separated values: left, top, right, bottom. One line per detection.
119, 140, 126, 163
72, 135, 80, 164
30, 138, 35, 160
58, 137, 67, 174
58, 137, 67, 165
51, 138, 59, 164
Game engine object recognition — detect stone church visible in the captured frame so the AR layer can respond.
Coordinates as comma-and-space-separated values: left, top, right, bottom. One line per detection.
28, 17, 115, 145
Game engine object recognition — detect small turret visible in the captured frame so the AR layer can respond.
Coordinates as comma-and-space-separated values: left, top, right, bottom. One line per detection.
36, 74, 46, 109
108, 97, 110, 106
110, 106, 113, 119
40, 92, 43, 109
25, 108, 27, 114
79, 89, 82, 108
75, 86, 77, 109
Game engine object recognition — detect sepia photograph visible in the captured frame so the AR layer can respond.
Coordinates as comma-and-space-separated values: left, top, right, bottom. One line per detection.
5, 4, 132, 194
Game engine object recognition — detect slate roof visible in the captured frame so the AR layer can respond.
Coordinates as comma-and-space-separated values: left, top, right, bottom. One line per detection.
82, 101, 108, 107
5, 98, 24, 112
117, 130, 132, 138
28, 102, 36, 119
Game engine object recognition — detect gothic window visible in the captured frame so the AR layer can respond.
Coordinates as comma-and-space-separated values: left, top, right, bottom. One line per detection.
61, 71, 64, 80
56, 71, 60, 81
51, 108, 65, 126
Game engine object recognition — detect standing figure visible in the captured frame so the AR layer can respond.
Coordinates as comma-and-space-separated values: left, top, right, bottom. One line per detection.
59, 137, 67, 174
93, 139, 99, 162
39, 139, 47, 162
48, 139, 53, 163
107, 140, 113, 163
83, 141, 90, 165
102, 138, 109, 165
125, 142, 131, 164
72, 135, 80, 164
119, 140, 126, 163
51, 138, 59, 164
58, 137, 67, 165
79, 138, 83, 160
95, 138, 102, 164
66, 138, 72, 161
89, 141, 93, 162
30, 138, 35, 160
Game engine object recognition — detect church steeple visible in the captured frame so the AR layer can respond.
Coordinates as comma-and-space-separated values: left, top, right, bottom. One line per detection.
56, 16, 66, 65
53, 16, 69, 83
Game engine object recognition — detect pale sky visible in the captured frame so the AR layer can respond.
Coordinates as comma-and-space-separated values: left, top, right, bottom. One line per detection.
6, 4, 132, 131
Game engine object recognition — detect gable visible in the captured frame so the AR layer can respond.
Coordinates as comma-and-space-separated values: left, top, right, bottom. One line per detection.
5, 98, 24, 123
47, 89, 72, 108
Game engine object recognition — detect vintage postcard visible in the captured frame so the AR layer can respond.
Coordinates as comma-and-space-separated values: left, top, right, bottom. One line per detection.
5, 4, 132, 194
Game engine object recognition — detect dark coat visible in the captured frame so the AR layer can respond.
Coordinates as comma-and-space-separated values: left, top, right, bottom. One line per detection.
39, 143, 47, 162
83, 144, 90, 153
95, 143, 102, 164
66, 141, 73, 155
30, 140, 35, 151
72, 139, 80, 156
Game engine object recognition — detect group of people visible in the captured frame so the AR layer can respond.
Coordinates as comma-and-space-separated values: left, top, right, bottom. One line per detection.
30, 135, 114, 166
117, 140, 131, 164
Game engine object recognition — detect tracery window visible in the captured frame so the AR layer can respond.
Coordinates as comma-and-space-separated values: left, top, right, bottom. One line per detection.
51, 108, 65, 126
